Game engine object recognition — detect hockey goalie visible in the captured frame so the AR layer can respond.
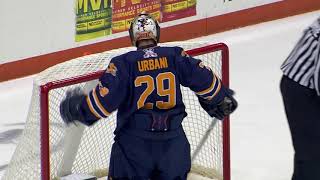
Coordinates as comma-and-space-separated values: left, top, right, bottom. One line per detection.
60, 12, 238, 180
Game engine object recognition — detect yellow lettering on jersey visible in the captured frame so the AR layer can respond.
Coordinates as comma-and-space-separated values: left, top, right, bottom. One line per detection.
154, 58, 161, 69
148, 59, 155, 70
137, 57, 168, 72
137, 61, 144, 72
143, 61, 149, 71
159, 57, 168, 68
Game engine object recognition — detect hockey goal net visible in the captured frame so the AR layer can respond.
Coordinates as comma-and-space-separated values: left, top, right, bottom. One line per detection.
3, 42, 230, 180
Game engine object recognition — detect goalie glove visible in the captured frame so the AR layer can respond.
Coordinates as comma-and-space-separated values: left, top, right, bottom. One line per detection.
199, 89, 238, 120
59, 87, 86, 125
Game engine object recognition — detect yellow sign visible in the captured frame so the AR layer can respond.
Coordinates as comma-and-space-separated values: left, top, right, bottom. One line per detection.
75, 0, 112, 42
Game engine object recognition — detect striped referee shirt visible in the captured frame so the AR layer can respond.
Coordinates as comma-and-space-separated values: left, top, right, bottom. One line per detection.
281, 17, 320, 95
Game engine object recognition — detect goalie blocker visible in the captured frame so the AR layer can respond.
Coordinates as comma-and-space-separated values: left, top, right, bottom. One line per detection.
198, 88, 237, 120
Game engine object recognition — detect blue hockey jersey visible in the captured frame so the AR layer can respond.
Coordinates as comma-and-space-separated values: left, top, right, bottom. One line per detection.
79, 46, 224, 134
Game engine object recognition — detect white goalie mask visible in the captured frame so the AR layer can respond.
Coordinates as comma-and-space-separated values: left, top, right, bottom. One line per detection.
129, 12, 160, 47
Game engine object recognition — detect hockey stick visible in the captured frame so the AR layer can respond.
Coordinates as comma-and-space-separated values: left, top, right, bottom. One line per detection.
191, 118, 219, 162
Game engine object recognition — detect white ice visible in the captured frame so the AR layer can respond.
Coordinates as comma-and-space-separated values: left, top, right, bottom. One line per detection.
1, 10, 319, 180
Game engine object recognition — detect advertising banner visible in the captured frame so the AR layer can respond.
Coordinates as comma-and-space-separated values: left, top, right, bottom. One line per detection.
75, 0, 112, 42
161, 0, 197, 22
112, 0, 161, 33
75, 0, 199, 41
74, 0, 283, 42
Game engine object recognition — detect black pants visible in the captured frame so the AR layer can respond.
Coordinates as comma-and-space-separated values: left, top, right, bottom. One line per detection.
108, 130, 190, 180
280, 75, 320, 180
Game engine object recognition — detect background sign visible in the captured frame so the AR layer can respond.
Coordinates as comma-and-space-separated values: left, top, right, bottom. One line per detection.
76, 0, 199, 41
161, 0, 197, 22
76, 0, 112, 42
112, 0, 161, 33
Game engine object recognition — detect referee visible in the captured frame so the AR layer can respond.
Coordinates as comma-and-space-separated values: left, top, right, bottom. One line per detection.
280, 16, 320, 180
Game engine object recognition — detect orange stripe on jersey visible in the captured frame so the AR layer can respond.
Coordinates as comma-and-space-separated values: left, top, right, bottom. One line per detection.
196, 73, 217, 96
92, 89, 111, 117
86, 96, 101, 119
204, 79, 222, 100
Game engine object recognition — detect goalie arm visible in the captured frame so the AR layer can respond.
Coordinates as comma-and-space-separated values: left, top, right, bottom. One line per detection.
174, 47, 238, 119
60, 57, 129, 126
193, 72, 238, 120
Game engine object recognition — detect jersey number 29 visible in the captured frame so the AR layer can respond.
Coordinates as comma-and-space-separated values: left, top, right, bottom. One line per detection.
135, 72, 176, 109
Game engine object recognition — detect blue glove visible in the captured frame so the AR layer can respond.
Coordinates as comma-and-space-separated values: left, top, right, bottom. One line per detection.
59, 87, 86, 125
199, 88, 238, 120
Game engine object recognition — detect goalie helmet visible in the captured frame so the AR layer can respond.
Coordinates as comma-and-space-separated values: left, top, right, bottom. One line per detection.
129, 12, 160, 47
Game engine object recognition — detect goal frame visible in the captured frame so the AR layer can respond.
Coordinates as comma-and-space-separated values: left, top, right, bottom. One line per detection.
39, 43, 230, 180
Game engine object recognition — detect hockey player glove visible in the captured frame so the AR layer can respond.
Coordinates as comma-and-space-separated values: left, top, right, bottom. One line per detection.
199, 89, 238, 120
59, 87, 86, 125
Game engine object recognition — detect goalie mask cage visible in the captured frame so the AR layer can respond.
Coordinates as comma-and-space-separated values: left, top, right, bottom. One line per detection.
3, 42, 230, 180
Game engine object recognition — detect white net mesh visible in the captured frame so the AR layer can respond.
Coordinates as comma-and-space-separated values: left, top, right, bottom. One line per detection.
2, 42, 228, 180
